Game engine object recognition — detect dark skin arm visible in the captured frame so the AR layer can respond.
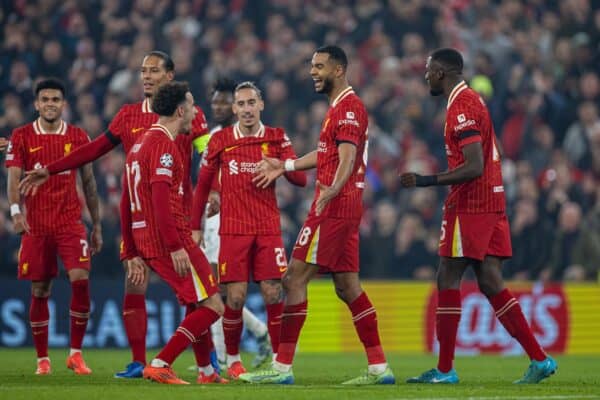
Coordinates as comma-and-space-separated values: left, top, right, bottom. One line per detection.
400, 141, 484, 187
79, 163, 103, 254
316, 142, 356, 215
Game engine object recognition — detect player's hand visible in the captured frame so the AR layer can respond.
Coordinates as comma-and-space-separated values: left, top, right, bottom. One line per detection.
90, 224, 103, 255
170, 248, 191, 277
0, 137, 8, 152
19, 168, 50, 196
207, 191, 220, 217
192, 230, 205, 248
253, 154, 284, 189
315, 181, 339, 216
127, 257, 148, 286
400, 172, 418, 188
12, 213, 30, 235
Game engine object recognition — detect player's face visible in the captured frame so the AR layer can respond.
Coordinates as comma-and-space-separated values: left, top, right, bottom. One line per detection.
141, 55, 174, 98
425, 56, 444, 97
179, 91, 197, 135
211, 91, 234, 125
34, 89, 65, 123
232, 88, 263, 129
310, 52, 337, 94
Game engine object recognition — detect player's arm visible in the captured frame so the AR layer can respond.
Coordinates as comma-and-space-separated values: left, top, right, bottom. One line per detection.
79, 163, 103, 254
7, 166, 29, 234
279, 134, 307, 187
0, 137, 8, 152
191, 140, 219, 231
253, 150, 316, 189
400, 140, 484, 187
19, 132, 120, 196
315, 142, 356, 215
120, 177, 146, 285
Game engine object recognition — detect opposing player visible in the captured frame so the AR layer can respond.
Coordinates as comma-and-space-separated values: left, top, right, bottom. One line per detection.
192, 77, 273, 372
240, 46, 395, 385
191, 81, 306, 379
19, 51, 209, 379
400, 48, 557, 384
122, 81, 223, 385
5, 78, 102, 375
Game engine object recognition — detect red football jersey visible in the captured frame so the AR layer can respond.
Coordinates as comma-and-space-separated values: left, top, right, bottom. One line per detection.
5, 119, 90, 234
196, 123, 302, 235
313, 87, 368, 220
108, 98, 208, 215
444, 81, 505, 213
124, 125, 195, 258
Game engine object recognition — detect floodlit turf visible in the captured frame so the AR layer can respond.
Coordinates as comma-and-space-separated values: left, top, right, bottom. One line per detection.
1, 349, 599, 400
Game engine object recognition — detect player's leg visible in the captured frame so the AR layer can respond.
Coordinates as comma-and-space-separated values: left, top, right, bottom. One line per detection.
144, 247, 222, 384
407, 256, 469, 384
242, 306, 270, 368
19, 234, 56, 375
475, 255, 557, 383
30, 280, 52, 375
332, 272, 395, 385
256, 280, 280, 365
223, 281, 248, 377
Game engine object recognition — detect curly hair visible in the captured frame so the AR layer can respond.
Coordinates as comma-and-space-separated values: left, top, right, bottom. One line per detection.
151, 81, 189, 116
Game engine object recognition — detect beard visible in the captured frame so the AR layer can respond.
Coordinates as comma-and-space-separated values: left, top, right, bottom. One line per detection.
318, 78, 334, 95
430, 87, 444, 96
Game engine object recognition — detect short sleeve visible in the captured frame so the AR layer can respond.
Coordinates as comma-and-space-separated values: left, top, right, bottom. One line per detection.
334, 104, 366, 146
107, 107, 127, 139
149, 143, 176, 185
4, 129, 24, 168
449, 102, 482, 148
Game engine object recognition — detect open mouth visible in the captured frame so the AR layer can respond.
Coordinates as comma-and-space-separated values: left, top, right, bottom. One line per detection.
313, 78, 323, 90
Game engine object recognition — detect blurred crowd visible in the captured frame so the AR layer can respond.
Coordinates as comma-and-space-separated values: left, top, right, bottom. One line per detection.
1, 0, 599, 281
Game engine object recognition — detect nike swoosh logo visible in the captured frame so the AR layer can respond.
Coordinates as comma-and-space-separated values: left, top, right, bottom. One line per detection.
122, 310, 135, 316
224, 145, 239, 152
33, 330, 45, 335
79, 257, 89, 262
75, 321, 87, 325
132, 127, 145, 133
279, 267, 287, 272
29, 146, 43, 153
431, 377, 450, 383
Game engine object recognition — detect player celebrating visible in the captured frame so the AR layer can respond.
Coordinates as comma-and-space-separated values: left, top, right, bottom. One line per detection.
400, 48, 557, 384
240, 46, 395, 385
191, 81, 306, 379
5, 78, 102, 375
192, 77, 273, 372
19, 51, 209, 379
122, 81, 223, 385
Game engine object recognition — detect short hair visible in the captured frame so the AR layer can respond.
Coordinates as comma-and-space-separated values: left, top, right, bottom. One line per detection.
430, 48, 464, 73
145, 50, 174, 72
315, 45, 348, 70
151, 81, 189, 116
213, 77, 237, 95
35, 78, 66, 97
235, 81, 262, 99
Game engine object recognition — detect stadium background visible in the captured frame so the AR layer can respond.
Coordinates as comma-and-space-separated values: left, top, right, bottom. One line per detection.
0, 0, 599, 355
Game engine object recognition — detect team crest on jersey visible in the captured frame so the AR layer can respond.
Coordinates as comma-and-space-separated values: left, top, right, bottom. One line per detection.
64, 143, 72, 155
160, 153, 173, 167
457, 114, 466, 123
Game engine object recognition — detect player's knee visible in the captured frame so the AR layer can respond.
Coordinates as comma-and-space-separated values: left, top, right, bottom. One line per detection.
204, 294, 224, 316
31, 282, 51, 298
68, 268, 88, 282
227, 293, 246, 309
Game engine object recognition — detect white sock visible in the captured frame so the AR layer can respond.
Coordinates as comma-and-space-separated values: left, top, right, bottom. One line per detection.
211, 317, 226, 363
69, 348, 81, 356
226, 353, 241, 367
243, 307, 267, 337
273, 360, 291, 373
150, 358, 169, 368
199, 365, 214, 375
368, 363, 388, 375
37, 357, 50, 362
272, 353, 277, 362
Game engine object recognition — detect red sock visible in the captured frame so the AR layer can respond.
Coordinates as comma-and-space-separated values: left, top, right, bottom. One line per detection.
156, 306, 219, 365
186, 304, 211, 367
222, 305, 243, 356
70, 279, 90, 350
30, 295, 49, 358
489, 289, 546, 361
123, 294, 147, 364
265, 302, 283, 353
275, 301, 307, 365
436, 289, 461, 373
348, 292, 386, 365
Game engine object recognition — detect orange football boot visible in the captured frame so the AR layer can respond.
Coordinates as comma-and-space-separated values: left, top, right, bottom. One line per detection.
197, 371, 229, 384
36, 359, 51, 375
143, 365, 189, 384
66, 353, 92, 375
227, 361, 247, 379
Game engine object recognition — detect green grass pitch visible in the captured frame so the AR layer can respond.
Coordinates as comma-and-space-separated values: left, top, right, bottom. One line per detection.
1, 349, 599, 400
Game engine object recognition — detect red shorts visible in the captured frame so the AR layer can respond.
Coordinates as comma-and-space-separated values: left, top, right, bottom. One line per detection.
438, 210, 512, 261
291, 214, 359, 273
146, 246, 218, 305
18, 225, 90, 281
218, 235, 287, 283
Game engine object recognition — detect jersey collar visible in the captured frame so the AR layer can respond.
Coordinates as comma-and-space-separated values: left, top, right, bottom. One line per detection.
233, 121, 265, 140
331, 86, 354, 108
447, 80, 468, 109
33, 118, 67, 135
151, 123, 175, 140
142, 98, 153, 113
